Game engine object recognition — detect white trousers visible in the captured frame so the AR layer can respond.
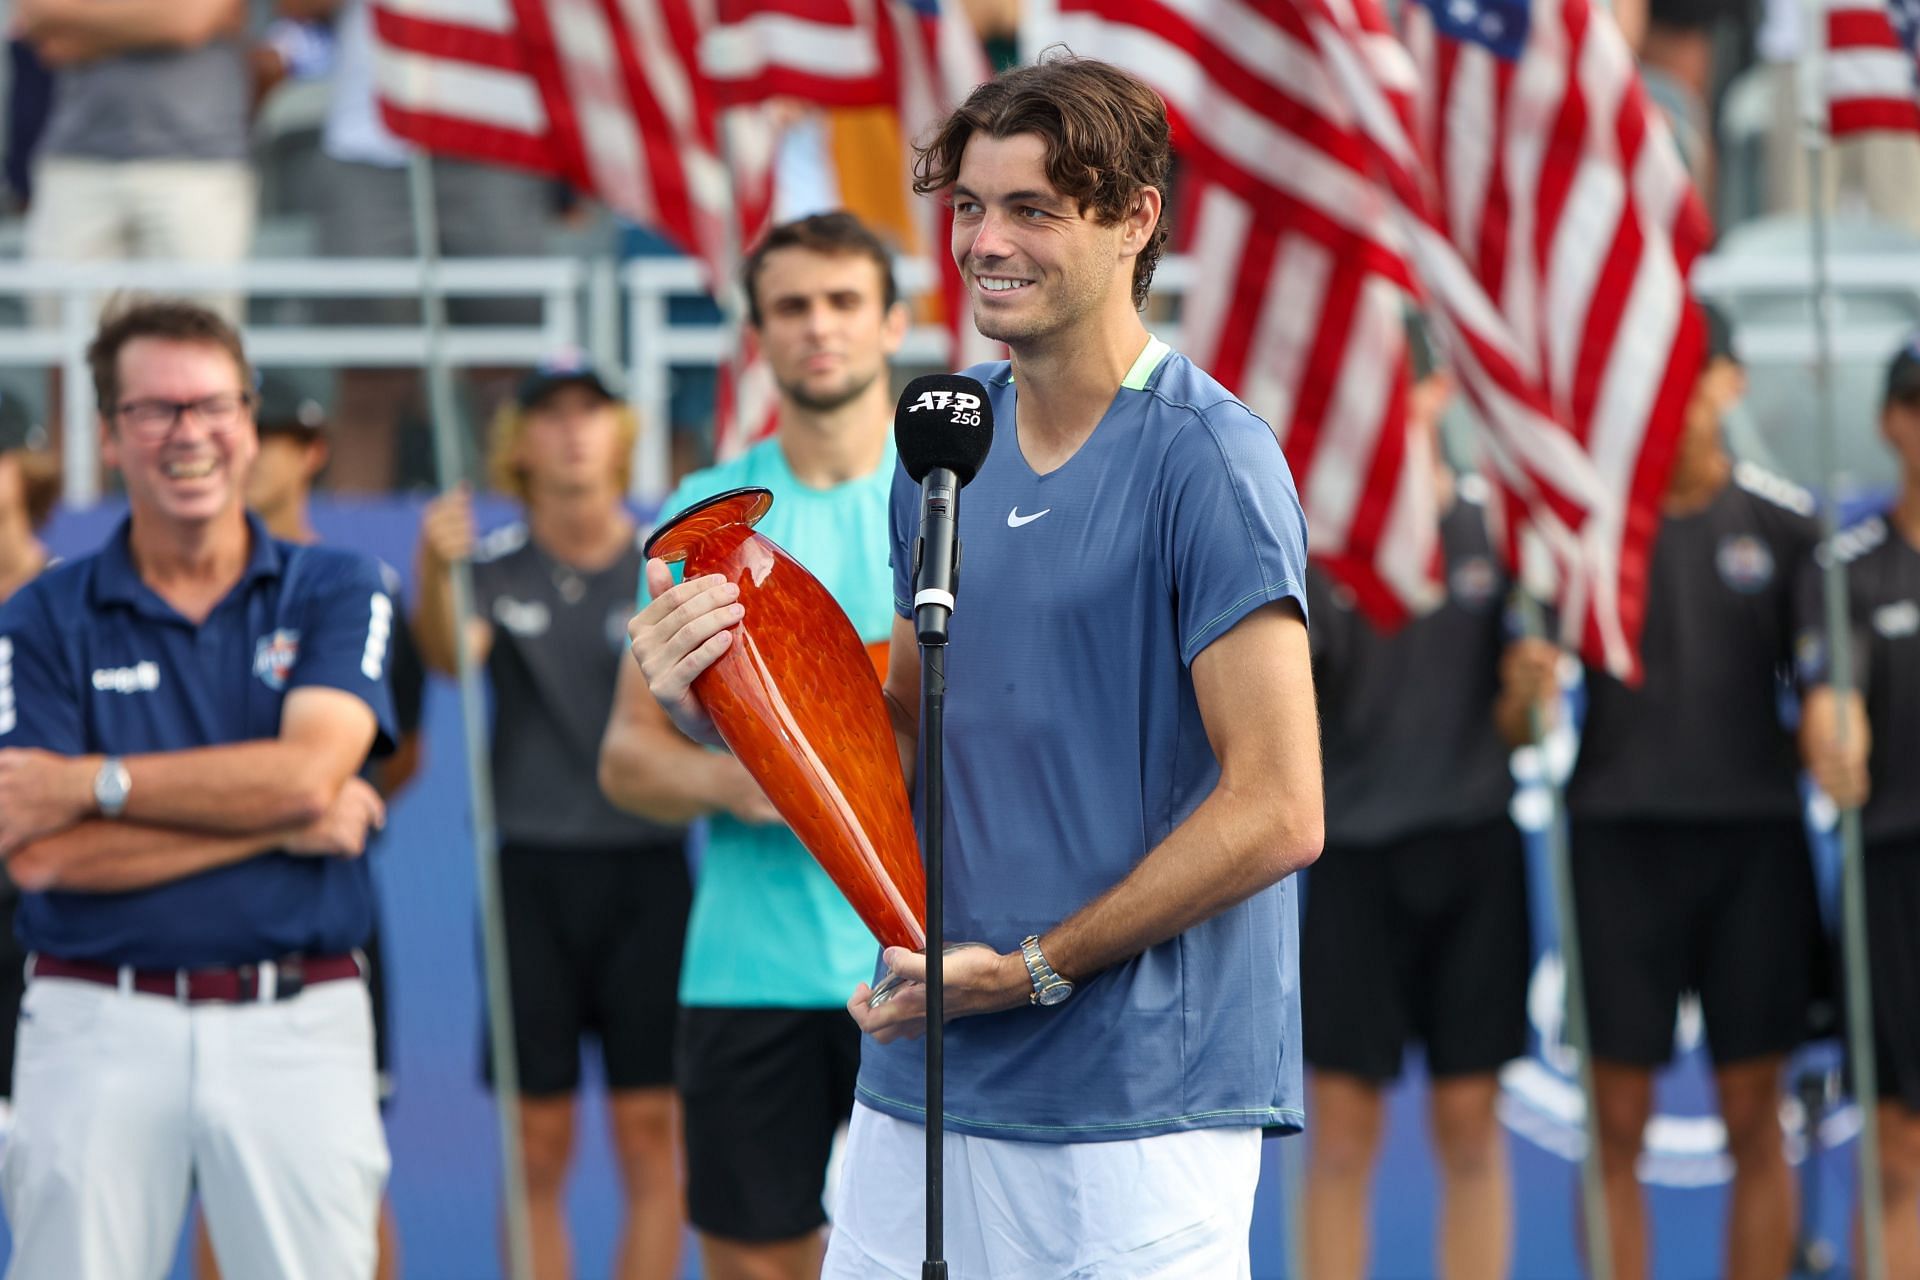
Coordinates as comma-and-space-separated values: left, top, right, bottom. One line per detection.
24, 158, 257, 324
822, 1102, 1261, 1280
3, 975, 389, 1280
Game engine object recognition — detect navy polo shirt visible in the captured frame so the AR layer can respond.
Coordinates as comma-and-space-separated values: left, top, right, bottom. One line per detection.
0, 512, 397, 968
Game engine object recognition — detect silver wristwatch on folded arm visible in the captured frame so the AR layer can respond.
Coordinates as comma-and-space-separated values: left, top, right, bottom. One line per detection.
93, 757, 130, 819
1020, 935, 1074, 1006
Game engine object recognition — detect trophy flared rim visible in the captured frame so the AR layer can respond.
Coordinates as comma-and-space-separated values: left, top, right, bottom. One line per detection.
642, 486, 775, 564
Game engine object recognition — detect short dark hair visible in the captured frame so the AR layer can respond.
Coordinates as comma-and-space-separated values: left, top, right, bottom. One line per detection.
740, 211, 899, 327
912, 51, 1173, 310
87, 299, 252, 422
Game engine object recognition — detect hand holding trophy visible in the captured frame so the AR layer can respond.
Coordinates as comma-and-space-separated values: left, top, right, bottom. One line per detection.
642, 487, 927, 1003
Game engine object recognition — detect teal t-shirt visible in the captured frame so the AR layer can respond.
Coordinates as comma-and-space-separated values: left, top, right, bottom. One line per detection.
647, 437, 899, 1007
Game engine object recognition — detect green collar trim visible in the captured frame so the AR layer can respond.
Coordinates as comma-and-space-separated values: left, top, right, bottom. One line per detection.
1121, 335, 1172, 391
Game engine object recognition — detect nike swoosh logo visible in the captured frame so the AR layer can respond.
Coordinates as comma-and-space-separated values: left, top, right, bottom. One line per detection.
1007, 507, 1051, 528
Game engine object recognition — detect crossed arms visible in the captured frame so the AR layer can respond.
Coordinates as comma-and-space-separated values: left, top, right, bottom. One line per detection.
0, 687, 384, 893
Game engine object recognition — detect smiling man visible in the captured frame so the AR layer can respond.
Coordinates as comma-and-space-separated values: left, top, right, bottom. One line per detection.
629, 55, 1323, 1278
0, 299, 396, 1279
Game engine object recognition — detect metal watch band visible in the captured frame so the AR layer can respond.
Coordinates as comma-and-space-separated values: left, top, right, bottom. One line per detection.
1021, 934, 1070, 1005
94, 756, 130, 819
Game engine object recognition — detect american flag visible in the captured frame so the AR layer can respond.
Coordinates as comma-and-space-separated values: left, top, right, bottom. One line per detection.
700, 0, 997, 455
1826, 0, 1920, 135
1403, 0, 1707, 679
1047, 0, 1680, 678
372, 0, 779, 462
1045, 0, 1446, 623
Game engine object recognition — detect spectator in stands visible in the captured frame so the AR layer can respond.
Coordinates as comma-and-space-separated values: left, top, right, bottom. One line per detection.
1797, 337, 1920, 1277
17, 0, 256, 322
414, 357, 689, 1280
301, 0, 553, 492
1753, 0, 1920, 234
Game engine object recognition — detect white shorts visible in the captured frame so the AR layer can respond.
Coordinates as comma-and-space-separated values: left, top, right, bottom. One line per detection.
2, 973, 389, 1280
822, 1102, 1262, 1280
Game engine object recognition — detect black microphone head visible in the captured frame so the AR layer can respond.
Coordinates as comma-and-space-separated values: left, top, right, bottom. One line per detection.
894, 374, 994, 484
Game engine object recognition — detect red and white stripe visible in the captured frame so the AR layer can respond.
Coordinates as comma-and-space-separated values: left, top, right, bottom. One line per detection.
701, 0, 891, 107
374, 0, 780, 458
1826, 0, 1920, 135
1044, 0, 1447, 624
696, 0, 993, 385
1403, 0, 1707, 680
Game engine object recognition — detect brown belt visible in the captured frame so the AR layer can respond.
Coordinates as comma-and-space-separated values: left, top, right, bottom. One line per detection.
28, 952, 363, 1003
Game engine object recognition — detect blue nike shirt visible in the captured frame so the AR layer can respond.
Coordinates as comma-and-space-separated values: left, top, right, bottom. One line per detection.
857, 339, 1313, 1142
0, 512, 397, 968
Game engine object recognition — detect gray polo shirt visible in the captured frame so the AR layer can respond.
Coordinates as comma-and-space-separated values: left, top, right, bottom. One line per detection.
1568, 463, 1820, 823
470, 522, 682, 850
1310, 486, 1516, 847
42, 40, 250, 162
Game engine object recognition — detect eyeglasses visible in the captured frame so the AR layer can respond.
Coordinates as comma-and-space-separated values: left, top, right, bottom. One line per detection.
113, 392, 256, 440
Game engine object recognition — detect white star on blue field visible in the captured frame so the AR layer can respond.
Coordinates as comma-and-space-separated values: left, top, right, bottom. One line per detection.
1422, 0, 1530, 60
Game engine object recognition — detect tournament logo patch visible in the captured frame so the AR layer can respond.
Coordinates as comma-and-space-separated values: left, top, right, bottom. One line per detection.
493, 597, 551, 637
253, 629, 301, 691
1874, 599, 1920, 639
1715, 535, 1775, 594
1450, 555, 1500, 610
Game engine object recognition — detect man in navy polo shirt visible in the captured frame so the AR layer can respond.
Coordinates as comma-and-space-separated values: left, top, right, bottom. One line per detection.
634, 56, 1323, 1277
0, 299, 396, 1280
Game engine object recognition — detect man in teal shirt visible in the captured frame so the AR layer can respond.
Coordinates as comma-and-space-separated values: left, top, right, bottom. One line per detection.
599, 211, 906, 1280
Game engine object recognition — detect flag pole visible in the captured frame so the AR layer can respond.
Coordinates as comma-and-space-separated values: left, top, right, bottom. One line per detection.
1515, 590, 1614, 1280
405, 151, 536, 1280
1800, 20, 1885, 1275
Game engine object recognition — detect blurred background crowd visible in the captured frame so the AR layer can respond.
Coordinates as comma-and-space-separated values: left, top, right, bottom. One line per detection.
0, 0, 1911, 501
0, 0, 1916, 1278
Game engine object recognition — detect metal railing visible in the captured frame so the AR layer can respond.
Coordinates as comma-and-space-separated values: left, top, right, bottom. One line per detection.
0, 258, 589, 506
1, 246, 1913, 507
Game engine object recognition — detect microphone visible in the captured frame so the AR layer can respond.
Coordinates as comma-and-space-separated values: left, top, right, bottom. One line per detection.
894, 374, 994, 645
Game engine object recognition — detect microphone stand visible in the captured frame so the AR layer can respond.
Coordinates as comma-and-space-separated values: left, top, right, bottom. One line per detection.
919, 639, 948, 1280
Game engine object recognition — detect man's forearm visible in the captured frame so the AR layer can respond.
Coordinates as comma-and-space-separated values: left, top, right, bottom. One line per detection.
23, 0, 238, 52
411, 558, 461, 676
884, 687, 918, 788
600, 723, 747, 823
9, 821, 289, 894
1041, 779, 1320, 984
123, 742, 346, 833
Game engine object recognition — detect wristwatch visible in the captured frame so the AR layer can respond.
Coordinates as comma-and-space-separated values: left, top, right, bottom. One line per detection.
1020, 935, 1074, 1007
93, 757, 131, 819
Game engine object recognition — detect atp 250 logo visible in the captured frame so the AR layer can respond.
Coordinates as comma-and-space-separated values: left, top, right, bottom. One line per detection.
906, 390, 983, 426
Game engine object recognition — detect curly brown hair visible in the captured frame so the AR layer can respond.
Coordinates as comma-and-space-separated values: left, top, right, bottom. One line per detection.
912, 51, 1172, 311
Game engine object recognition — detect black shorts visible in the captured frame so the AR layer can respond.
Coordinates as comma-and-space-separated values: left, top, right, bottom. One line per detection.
0, 893, 22, 1100
1302, 818, 1531, 1082
678, 1006, 861, 1242
483, 840, 691, 1096
1857, 836, 1920, 1112
1572, 819, 1827, 1067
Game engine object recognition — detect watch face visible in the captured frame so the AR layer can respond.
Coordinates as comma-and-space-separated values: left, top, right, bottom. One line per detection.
1037, 982, 1073, 1007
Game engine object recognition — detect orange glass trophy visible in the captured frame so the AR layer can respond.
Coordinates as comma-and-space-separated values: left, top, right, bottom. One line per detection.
644, 487, 926, 997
